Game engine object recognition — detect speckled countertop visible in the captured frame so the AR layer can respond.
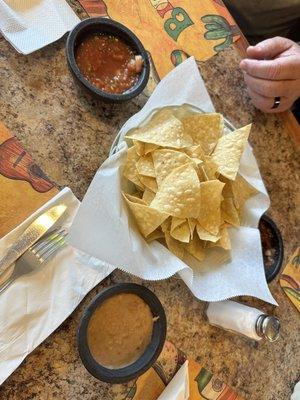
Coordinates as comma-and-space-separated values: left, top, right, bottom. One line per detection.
0, 1, 299, 399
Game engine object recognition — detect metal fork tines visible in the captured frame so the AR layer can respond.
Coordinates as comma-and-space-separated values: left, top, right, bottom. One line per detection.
0, 228, 68, 294
31, 228, 68, 263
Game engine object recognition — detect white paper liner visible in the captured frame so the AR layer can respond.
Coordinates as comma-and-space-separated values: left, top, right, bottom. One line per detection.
69, 57, 277, 305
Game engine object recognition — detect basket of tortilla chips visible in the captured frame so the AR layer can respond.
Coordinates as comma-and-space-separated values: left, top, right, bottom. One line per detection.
117, 106, 257, 262
69, 58, 276, 304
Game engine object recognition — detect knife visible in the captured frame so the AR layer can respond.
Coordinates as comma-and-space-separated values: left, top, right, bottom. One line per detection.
0, 204, 67, 276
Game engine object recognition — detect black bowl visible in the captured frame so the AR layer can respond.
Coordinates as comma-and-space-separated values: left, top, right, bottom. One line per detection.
77, 283, 167, 383
259, 214, 284, 283
66, 18, 150, 103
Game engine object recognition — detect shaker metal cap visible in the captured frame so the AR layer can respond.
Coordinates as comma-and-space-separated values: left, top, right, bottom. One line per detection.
256, 315, 280, 342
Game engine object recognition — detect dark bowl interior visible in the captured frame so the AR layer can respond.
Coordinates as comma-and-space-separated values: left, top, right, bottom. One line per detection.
66, 18, 150, 103
77, 283, 167, 383
259, 214, 284, 283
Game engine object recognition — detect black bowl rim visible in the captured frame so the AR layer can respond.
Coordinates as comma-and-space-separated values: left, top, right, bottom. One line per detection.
66, 17, 150, 102
77, 283, 167, 383
259, 213, 284, 283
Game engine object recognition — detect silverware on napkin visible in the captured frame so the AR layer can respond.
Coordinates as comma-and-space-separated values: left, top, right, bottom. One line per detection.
0, 227, 68, 294
0, 205, 67, 276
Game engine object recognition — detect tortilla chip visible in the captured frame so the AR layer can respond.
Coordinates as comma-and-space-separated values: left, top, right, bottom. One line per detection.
184, 144, 205, 160
136, 155, 156, 177
196, 224, 220, 243
221, 197, 240, 227
217, 226, 231, 250
164, 230, 185, 259
125, 193, 147, 205
152, 149, 196, 187
220, 178, 234, 198
202, 156, 219, 180
197, 166, 208, 182
139, 176, 158, 192
144, 143, 159, 154
171, 217, 185, 232
185, 235, 205, 261
151, 164, 201, 219
211, 124, 251, 180
198, 180, 225, 235
170, 221, 190, 243
132, 190, 143, 198
146, 228, 164, 242
123, 146, 144, 189
182, 113, 223, 154
231, 174, 258, 209
123, 194, 168, 237
133, 140, 145, 156
126, 110, 193, 148
188, 218, 197, 238
142, 188, 156, 205
161, 217, 171, 233
191, 157, 203, 166
209, 226, 231, 250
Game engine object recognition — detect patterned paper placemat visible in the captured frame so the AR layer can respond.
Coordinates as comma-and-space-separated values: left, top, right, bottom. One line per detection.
0, 123, 58, 238
119, 341, 243, 400
77, 0, 241, 79
280, 247, 300, 312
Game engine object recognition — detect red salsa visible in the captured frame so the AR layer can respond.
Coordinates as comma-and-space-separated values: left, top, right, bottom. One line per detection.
75, 33, 143, 94
259, 219, 277, 269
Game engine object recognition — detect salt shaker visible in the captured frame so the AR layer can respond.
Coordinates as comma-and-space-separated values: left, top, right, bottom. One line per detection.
206, 300, 280, 342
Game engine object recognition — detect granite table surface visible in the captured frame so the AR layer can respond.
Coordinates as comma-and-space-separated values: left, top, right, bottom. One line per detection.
0, 1, 299, 399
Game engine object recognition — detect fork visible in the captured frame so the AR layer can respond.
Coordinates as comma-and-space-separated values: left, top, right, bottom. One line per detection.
0, 228, 68, 294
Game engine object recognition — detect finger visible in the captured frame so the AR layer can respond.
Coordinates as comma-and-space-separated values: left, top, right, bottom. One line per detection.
240, 55, 300, 80
247, 87, 275, 109
246, 37, 294, 59
247, 87, 292, 113
243, 73, 296, 97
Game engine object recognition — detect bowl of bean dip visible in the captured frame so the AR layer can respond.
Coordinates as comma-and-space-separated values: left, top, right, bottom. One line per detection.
66, 18, 150, 103
77, 283, 166, 383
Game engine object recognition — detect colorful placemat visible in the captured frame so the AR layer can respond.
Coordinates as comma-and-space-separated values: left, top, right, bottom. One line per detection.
280, 247, 300, 312
0, 123, 58, 238
77, 0, 241, 79
122, 341, 243, 399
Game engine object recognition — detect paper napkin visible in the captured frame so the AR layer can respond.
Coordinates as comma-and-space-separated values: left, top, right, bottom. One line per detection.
0, 188, 115, 385
157, 361, 189, 400
0, 0, 80, 54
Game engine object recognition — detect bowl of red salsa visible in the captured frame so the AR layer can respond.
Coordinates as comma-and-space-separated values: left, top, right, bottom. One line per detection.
66, 18, 150, 103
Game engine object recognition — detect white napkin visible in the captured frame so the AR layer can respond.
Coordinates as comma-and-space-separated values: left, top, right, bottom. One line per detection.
0, 188, 115, 385
157, 361, 189, 400
0, 0, 80, 54
291, 381, 300, 400
69, 57, 276, 306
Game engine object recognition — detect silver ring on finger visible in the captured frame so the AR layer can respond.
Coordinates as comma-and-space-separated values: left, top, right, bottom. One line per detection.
271, 96, 281, 109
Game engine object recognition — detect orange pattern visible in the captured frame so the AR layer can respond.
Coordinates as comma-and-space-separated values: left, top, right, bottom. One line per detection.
0, 123, 58, 238
78, 0, 240, 78
123, 341, 243, 399
280, 248, 300, 312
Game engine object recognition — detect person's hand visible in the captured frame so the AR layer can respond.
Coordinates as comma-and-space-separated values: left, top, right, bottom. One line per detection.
239, 37, 300, 113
